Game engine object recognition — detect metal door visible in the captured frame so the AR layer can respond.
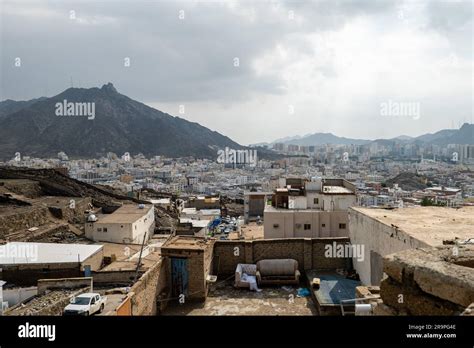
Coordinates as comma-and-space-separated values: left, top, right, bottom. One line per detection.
171, 258, 188, 297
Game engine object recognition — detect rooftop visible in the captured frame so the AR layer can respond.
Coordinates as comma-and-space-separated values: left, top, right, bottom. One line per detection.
161, 236, 212, 251
97, 204, 153, 224
163, 279, 316, 316
350, 206, 474, 246
264, 205, 323, 213
0, 242, 103, 265
322, 185, 354, 194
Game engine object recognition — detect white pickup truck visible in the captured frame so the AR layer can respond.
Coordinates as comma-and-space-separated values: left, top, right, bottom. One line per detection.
63, 293, 107, 316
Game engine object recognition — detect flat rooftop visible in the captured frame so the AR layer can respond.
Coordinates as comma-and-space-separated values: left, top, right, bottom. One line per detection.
322, 186, 353, 194
97, 204, 152, 224
161, 236, 212, 251
179, 218, 210, 228
350, 206, 474, 246
163, 279, 316, 316
0, 242, 103, 265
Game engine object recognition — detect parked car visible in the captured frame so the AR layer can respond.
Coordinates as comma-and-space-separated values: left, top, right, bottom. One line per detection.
63, 293, 107, 316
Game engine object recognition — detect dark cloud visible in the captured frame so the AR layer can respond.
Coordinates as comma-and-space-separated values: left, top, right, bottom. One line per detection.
0, 0, 397, 102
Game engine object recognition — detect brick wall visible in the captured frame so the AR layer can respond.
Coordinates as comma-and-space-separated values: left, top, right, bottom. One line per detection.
213, 237, 351, 276
122, 259, 167, 315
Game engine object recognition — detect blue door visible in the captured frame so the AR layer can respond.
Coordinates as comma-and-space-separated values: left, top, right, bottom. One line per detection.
171, 258, 188, 297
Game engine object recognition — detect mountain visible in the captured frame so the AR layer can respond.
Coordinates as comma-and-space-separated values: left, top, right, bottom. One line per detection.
269, 124, 473, 147
414, 129, 458, 143
428, 123, 473, 145
390, 135, 413, 141
275, 132, 370, 146
0, 83, 243, 160
0, 97, 47, 118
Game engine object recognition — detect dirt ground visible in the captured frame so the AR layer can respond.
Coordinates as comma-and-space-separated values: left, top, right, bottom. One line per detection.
163, 279, 316, 316
240, 222, 264, 240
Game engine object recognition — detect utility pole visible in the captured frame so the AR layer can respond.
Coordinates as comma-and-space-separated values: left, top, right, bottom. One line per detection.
133, 232, 148, 284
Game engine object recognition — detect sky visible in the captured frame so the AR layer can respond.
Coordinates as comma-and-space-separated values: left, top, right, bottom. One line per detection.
1, 0, 473, 145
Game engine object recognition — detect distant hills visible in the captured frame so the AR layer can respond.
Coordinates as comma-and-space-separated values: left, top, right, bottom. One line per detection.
266, 124, 473, 147
0, 97, 47, 118
0, 83, 243, 160
1, 84, 472, 161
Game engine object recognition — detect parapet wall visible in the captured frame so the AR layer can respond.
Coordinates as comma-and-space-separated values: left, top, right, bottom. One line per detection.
213, 237, 351, 276
38, 277, 93, 295
377, 246, 474, 315
112, 258, 168, 316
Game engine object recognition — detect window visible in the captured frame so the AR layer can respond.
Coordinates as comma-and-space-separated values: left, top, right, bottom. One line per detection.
321, 224, 326, 228
304, 224, 311, 230
103, 227, 108, 232
273, 224, 279, 229
339, 223, 346, 229
313, 198, 319, 204
97, 228, 102, 232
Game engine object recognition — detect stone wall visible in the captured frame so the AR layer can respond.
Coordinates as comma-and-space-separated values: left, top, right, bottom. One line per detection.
5, 287, 90, 316
38, 277, 93, 295
213, 237, 351, 276
377, 246, 474, 315
47, 197, 92, 224
122, 258, 167, 315
0, 206, 50, 237
92, 270, 143, 285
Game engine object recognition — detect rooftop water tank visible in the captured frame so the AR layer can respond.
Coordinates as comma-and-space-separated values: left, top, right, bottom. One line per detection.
87, 214, 98, 222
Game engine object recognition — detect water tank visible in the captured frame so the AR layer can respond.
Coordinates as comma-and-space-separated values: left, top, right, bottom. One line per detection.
87, 214, 98, 222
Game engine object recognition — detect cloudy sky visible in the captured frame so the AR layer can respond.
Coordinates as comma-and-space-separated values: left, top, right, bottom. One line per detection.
1, 0, 472, 145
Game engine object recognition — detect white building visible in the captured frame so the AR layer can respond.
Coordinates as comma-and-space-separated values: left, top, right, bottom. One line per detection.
85, 204, 155, 244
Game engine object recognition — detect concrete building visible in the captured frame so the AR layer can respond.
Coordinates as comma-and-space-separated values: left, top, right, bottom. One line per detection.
264, 178, 356, 239
348, 206, 474, 285
185, 196, 220, 210
85, 204, 155, 244
243, 191, 273, 223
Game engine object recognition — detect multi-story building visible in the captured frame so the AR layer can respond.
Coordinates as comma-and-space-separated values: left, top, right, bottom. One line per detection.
264, 177, 357, 239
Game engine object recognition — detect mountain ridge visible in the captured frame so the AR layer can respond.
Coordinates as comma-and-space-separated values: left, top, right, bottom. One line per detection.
268, 124, 473, 147
0, 83, 243, 160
